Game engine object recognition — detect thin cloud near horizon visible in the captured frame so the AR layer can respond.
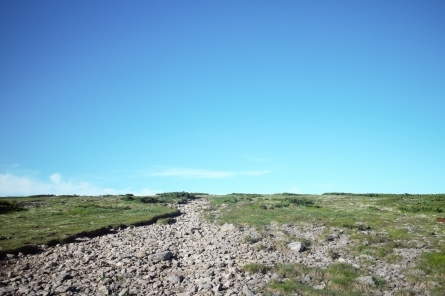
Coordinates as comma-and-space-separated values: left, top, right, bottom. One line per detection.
0, 173, 160, 197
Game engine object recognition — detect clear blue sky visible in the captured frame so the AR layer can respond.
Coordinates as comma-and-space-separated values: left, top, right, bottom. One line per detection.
1, 0, 444, 196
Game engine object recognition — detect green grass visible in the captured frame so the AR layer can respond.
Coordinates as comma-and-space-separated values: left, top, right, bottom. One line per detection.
326, 263, 359, 288
275, 263, 302, 278
0, 195, 183, 256
421, 248, 445, 274
268, 278, 306, 294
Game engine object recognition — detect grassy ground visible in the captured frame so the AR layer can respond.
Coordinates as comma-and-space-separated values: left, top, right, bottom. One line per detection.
0, 194, 188, 257
205, 193, 445, 295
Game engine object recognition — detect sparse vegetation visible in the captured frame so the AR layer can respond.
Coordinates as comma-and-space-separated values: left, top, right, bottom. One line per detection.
156, 191, 197, 204
326, 263, 359, 288
244, 235, 261, 244
263, 262, 364, 295
157, 217, 176, 225
242, 263, 269, 274
207, 192, 445, 295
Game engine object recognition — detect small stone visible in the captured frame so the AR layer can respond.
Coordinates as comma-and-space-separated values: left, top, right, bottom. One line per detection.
220, 223, 236, 232
18, 287, 30, 294
355, 222, 370, 230
243, 285, 255, 296
54, 285, 74, 293
356, 276, 375, 286
135, 251, 146, 258
213, 283, 223, 292
198, 282, 212, 290
168, 274, 184, 284
359, 254, 375, 261
98, 285, 111, 295
313, 283, 326, 290
57, 271, 72, 283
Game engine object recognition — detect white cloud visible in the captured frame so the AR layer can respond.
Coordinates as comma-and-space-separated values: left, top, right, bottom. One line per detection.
0, 173, 159, 196
50, 173, 62, 184
0, 173, 49, 195
150, 168, 271, 179
283, 186, 300, 194
132, 188, 163, 196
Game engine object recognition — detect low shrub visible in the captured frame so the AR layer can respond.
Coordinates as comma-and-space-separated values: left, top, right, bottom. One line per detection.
156, 192, 197, 203
157, 218, 176, 225
242, 263, 269, 274
139, 197, 158, 203
244, 235, 261, 244
121, 194, 135, 201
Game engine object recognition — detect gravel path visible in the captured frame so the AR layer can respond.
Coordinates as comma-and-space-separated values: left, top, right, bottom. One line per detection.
0, 199, 429, 295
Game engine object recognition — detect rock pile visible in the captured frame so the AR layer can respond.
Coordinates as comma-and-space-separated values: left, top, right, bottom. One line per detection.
0, 200, 429, 295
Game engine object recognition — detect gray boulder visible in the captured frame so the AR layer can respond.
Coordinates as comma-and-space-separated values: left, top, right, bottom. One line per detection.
147, 251, 173, 262
288, 242, 306, 252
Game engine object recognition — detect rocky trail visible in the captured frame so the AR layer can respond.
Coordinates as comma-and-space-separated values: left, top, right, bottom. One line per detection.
0, 199, 428, 295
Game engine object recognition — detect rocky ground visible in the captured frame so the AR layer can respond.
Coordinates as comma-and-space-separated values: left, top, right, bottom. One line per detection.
0, 199, 430, 295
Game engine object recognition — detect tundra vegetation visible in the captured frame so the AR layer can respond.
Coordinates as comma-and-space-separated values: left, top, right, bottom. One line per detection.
205, 193, 445, 295
1, 192, 444, 295
0, 192, 196, 257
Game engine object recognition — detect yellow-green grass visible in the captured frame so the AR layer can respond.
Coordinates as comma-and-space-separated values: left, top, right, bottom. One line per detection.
0, 195, 179, 256
207, 193, 445, 248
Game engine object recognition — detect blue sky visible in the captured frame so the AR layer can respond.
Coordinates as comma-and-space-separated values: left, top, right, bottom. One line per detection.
1, 0, 444, 196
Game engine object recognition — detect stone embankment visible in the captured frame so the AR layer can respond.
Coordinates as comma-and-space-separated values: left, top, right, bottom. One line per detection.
0, 200, 427, 295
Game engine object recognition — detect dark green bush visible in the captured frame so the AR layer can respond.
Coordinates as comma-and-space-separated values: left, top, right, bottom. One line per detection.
139, 197, 158, 203
0, 200, 26, 214
122, 194, 135, 201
